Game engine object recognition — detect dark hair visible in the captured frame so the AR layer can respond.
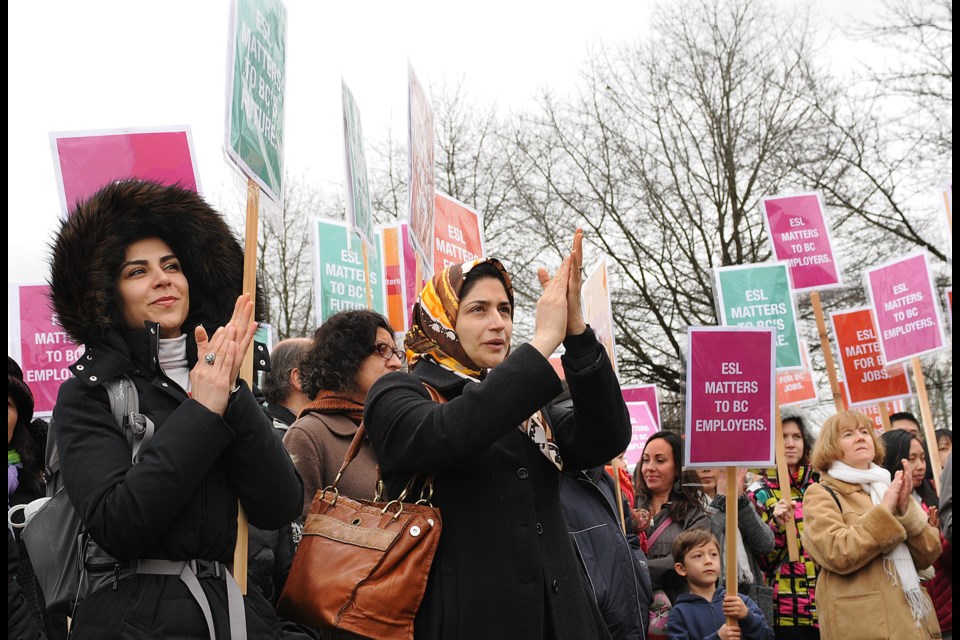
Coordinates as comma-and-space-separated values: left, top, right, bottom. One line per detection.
889, 412, 921, 430
261, 338, 311, 405
935, 429, 952, 444
635, 431, 703, 522
299, 310, 394, 398
780, 407, 816, 467
672, 528, 720, 565
880, 430, 938, 507
460, 262, 512, 317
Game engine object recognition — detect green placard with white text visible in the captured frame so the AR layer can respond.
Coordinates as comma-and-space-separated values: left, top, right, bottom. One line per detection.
714, 262, 802, 370
313, 218, 385, 324
225, 0, 286, 203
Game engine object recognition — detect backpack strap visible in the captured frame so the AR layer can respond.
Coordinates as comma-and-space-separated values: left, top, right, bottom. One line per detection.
103, 375, 155, 464
822, 483, 842, 513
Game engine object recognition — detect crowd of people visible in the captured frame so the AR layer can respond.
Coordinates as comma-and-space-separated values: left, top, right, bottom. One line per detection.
6, 180, 953, 640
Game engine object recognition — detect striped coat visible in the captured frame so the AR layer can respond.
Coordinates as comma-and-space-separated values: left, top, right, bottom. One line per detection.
746, 466, 820, 629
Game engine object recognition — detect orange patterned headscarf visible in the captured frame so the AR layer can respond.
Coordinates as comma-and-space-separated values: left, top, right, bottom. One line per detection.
405, 257, 514, 380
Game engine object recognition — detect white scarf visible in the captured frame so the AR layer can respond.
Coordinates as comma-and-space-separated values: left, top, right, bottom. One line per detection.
827, 461, 931, 624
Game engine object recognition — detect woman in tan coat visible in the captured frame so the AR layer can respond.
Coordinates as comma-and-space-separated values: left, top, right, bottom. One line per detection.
802, 410, 942, 640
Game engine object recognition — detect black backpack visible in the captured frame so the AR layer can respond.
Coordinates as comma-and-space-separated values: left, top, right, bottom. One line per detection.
22, 375, 154, 615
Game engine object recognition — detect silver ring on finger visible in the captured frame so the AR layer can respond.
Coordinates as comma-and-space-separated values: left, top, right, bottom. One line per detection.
205, 352, 217, 365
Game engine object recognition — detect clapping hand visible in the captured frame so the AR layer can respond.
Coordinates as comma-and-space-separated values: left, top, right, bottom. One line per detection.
190, 293, 257, 416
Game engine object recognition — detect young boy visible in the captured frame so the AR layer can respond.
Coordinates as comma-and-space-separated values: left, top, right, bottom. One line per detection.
666, 529, 773, 640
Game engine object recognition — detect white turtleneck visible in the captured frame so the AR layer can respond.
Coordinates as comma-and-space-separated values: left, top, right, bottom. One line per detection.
158, 334, 191, 393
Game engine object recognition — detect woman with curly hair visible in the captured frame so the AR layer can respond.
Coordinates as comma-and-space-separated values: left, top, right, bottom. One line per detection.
282, 310, 402, 520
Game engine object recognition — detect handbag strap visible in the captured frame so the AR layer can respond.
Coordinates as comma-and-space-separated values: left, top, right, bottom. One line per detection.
330, 381, 447, 494
646, 514, 674, 548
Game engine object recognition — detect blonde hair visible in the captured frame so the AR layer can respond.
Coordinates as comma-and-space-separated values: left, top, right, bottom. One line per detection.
810, 410, 885, 472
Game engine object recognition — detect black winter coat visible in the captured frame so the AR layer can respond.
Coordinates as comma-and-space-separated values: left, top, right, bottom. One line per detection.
365, 328, 631, 640
559, 467, 652, 640
54, 325, 303, 639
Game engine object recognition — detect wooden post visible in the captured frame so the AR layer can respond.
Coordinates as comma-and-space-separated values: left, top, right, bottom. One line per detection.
878, 401, 891, 432
911, 357, 942, 492
724, 466, 740, 629
810, 291, 843, 413
611, 458, 627, 535
231, 176, 260, 593
362, 242, 373, 310
774, 404, 800, 562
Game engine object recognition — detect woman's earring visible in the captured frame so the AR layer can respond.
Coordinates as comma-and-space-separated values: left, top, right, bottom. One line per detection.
674, 476, 682, 493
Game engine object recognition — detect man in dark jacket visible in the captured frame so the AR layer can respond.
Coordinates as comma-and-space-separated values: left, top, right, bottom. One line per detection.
248, 337, 312, 606
560, 465, 653, 640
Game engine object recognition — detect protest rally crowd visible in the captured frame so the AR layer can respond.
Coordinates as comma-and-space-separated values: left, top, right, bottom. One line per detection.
6, 180, 952, 640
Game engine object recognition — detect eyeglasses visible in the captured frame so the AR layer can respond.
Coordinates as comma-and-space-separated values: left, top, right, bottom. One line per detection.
374, 342, 406, 363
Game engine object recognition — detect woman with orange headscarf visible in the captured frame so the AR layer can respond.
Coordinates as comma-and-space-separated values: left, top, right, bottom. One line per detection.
364, 231, 631, 640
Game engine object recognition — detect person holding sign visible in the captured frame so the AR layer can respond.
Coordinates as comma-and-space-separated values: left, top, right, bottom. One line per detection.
802, 411, 942, 640
697, 467, 775, 627
363, 230, 632, 640
634, 432, 711, 606
666, 529, 774, 640
880, 430, 952, 639
745, 408, 820, 639
47, 180, 304, 639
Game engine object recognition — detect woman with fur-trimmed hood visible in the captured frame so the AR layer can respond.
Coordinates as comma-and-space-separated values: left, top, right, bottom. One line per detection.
48, 179, 303, 639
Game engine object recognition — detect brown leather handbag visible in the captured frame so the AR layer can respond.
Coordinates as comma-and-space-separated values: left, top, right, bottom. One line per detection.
277, 414, 442, 640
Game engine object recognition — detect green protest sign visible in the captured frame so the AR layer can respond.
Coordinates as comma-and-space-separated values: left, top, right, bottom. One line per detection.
342, 81, 374, 249
714, 262, 802, 370
313, 218, 385, 324
225, 0, 286, 203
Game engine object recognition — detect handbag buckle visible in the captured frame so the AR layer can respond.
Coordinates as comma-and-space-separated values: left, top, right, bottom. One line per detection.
321, 485, 340, 507
380, 499, 405, 520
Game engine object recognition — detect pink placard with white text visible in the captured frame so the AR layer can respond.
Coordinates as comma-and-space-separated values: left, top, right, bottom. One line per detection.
762, 192, 841, 291
685, 327, 776, 467
865, 252, 946, 364
623, 401, 659, 468
621, 384, 661, 428
17, 284, 82, 415
51, 127, 200, 217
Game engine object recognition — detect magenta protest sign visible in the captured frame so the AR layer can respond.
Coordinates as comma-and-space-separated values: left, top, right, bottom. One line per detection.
761, 192, 842, 291
621, 384, 661, 428
624, 401, 659, 468
14, 284, 81, 415
864, 252, 946, 365
51, 127, 200, 217
685, 326, 776, 467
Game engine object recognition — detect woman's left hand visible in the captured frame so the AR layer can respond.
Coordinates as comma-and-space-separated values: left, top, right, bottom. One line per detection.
537, 228, 587, 338
222, 293, 258, 381
896, 459, 913, 515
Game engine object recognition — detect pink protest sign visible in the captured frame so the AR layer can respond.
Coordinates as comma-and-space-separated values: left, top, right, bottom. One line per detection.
15, 284, 81, 415
433, 192, 484, 273
621, 384, 661, 428
761, 192, 841, 291
830, 307, 911, 406
624, 401, 659, 468
51, 127, 200, 217
400, 222, 428, 322
864, 252, 946, 365
685, 326, 776, 467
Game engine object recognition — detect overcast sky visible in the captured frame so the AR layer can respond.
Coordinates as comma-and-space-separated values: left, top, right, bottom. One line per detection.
8, 0, 876, 284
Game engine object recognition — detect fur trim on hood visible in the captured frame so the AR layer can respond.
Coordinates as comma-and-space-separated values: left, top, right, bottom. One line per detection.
48, 179, 261, 346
